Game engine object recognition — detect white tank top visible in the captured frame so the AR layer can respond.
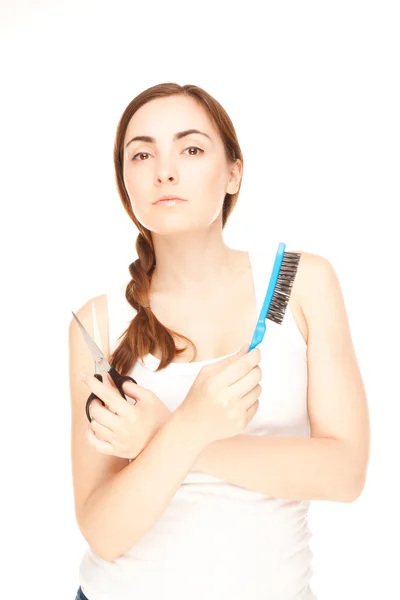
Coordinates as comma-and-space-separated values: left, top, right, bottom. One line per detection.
78, 244, 317, 600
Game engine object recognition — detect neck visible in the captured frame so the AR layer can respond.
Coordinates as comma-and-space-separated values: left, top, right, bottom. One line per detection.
150, 232, 240, 293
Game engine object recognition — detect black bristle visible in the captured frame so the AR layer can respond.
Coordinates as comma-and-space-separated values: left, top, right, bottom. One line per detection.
267, 252, 301, 325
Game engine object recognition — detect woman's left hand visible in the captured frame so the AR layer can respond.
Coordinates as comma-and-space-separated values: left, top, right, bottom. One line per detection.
80, 372, 172, 460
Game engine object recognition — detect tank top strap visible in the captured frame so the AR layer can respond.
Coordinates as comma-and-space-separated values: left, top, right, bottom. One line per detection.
90, 301, 102, 352
106, 281, 134, 354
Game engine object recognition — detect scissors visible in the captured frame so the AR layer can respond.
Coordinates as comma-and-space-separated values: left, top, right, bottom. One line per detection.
71, 311, 137, 423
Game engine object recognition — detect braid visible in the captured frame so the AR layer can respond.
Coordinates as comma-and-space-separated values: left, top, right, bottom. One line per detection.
127, 233, 155, 314
109, 232, 196, 374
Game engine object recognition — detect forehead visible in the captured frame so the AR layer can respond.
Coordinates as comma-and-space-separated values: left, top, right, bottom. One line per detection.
124, 95, 217, 143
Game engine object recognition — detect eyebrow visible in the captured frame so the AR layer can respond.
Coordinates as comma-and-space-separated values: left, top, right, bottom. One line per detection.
125, 129, 212, 149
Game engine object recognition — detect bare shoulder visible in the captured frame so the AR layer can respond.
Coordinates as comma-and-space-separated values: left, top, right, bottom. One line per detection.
288, 251, 340, 344
291, 250, 342, 306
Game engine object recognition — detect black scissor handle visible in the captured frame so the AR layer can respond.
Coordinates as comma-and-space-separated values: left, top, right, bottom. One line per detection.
85, 370, 138, 423
85, 374, 105, 423
108, 367, 137, 400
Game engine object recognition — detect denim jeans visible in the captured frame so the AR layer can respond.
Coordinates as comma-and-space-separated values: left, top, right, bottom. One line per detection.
75, 586, 90, 600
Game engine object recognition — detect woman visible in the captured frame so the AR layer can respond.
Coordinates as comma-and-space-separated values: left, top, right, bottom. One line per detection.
69, 82, 370, 600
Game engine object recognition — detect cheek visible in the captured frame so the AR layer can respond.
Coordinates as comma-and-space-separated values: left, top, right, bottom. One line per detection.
123, 169, 153, 210
123, 166, 145, 193
190, 161, 228, 192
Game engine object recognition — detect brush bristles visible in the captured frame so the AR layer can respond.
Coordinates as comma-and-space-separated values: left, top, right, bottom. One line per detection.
267, 252, 301, 325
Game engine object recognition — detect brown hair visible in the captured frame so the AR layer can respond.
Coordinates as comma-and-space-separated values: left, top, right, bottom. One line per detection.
109, 82, 244, 373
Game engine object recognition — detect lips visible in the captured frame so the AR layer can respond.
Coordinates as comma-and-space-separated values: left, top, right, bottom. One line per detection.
154, 197, 187, 205
154, 195, 187, 204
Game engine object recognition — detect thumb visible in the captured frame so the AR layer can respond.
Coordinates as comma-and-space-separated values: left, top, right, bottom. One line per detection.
234, 343, 250, 358
107, 373, 144, 403
217, 343, 250, 367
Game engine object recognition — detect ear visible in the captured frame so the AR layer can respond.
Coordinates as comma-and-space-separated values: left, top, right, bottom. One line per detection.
226, 158, 243, 194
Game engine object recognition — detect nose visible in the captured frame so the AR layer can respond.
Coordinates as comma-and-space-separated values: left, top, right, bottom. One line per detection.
157, 174, 175, 183
156, 159, 178, 184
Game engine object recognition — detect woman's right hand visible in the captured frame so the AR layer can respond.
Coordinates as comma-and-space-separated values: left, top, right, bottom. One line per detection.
176, 344, 262, 445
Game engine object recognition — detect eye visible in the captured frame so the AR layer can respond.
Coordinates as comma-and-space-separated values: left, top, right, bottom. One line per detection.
183, 146, 204, 156
131, 152, 151, 161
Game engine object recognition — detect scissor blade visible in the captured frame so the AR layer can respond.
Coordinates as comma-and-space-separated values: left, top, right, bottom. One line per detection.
71, 311, 111, 372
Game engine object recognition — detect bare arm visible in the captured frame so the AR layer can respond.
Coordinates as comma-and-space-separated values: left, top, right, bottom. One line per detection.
192, 252, 370, 502
79, 406, 205, 562
70, 296, 207, 563
193, 434, 363, 502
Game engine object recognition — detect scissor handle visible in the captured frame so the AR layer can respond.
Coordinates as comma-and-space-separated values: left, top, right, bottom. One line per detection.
85, 370, 138, 423
85, 374, 105, 423
108, 367, 137, 400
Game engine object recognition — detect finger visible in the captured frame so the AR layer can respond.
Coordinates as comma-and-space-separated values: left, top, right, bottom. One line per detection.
89, 398, 120, 429
105, 373, 124, 405
120, 379, 144, 404
85, 427, 115, 455
83, 374, 136, 416
103, 374, 119, 412
217, 347, 261, 387
246, 397, 260, 421
233, 343, 250, 357
106, 374, 142, 407
244, 386, 262, 411
230, 367, 262, 404
106, 372, 117, 388
202, 343, 249, 378
90, 417, 114, 442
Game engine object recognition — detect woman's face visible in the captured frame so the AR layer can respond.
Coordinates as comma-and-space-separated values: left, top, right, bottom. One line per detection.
122, 95, 240, 234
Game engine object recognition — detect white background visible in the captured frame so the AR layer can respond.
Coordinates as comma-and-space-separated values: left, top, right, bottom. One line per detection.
1, 1, 399, 599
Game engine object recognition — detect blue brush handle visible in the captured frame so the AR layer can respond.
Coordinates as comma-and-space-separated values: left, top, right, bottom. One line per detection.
248, 242, 286, 351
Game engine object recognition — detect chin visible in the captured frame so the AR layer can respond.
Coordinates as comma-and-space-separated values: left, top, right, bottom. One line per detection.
139, 214, 210, 235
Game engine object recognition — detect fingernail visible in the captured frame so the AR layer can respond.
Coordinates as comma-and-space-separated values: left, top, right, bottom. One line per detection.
79, 372, 87, 381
